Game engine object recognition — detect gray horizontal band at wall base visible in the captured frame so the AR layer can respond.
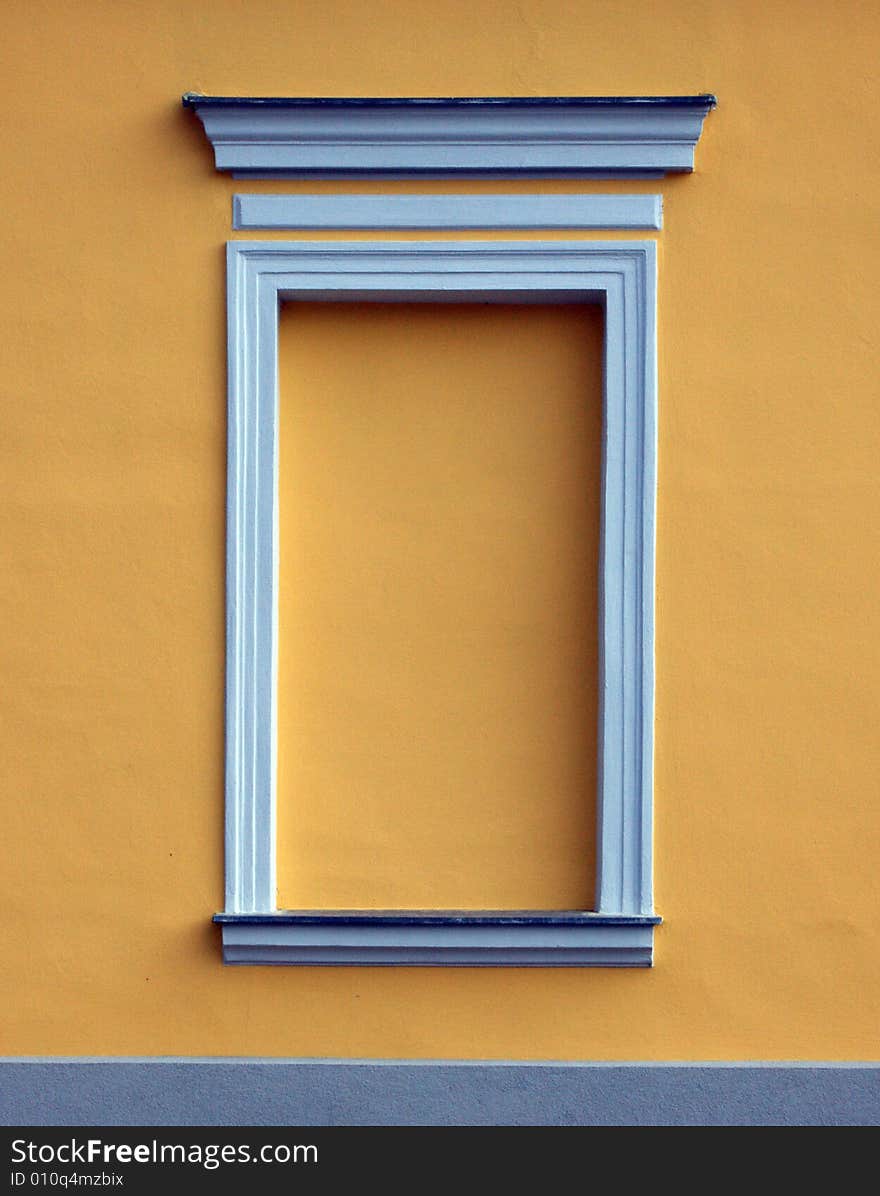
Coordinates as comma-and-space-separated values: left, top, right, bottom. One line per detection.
214, 913, 659, 966
233, 193, 662, 230
185, 93, 715, 178
2, 1060, 877, 1126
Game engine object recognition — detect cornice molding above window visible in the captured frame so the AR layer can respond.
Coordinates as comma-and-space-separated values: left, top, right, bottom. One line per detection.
182, 93, 716, 179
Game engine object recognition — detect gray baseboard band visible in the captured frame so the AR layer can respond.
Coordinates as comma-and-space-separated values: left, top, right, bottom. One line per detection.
1, 1060, 877, 1126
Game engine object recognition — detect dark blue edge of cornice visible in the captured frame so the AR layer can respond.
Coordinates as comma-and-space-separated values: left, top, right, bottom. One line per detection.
214, 912, 662, 926
182, 92, 717, 109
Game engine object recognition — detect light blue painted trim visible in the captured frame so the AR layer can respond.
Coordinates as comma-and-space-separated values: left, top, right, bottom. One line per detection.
191, 97, 714, 179
2, 1060, 877, 1126
225, 240, 657, 960
216, 913, 658, 966
225, 245, 277, 912
232, 193, 662, 231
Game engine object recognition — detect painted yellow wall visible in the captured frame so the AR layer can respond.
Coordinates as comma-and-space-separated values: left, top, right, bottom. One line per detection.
1, 0, 879, 1059
277, 301, 602, 912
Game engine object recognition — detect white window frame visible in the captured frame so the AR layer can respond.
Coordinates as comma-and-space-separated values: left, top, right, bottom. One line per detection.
215, 238, 659, 966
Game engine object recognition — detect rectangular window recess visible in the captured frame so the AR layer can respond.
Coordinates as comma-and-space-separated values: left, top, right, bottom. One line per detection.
232, 193, 662, 230
276, 299, 602, 912
218, 239, 658, 967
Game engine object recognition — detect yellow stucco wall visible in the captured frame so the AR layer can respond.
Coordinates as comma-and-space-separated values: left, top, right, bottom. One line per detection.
277, 301, 603, 912
2, 0, 878, 1059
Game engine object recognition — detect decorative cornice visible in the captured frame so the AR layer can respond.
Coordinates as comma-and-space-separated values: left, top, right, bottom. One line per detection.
184, 93, 716, 178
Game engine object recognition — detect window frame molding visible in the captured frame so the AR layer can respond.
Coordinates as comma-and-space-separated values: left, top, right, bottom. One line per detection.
232, 193, 662, 231
217, 238, 659, 966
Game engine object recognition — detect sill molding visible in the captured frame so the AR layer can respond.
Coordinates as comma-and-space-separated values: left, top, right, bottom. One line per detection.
214, 912, 661, 967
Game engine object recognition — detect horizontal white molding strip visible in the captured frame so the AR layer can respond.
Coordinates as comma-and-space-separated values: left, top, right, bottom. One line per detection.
215, 913, 659, 966
2, 1060, 877, 1126
184, 94, 716, 178
233, 193, 662, 230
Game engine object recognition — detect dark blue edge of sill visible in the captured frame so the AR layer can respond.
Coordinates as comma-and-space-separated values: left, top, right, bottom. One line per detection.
214, 912, 662, 927
183, 93, 716, 110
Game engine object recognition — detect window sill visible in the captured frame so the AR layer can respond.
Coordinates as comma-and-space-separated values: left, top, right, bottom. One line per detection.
214, 912, 661, 967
